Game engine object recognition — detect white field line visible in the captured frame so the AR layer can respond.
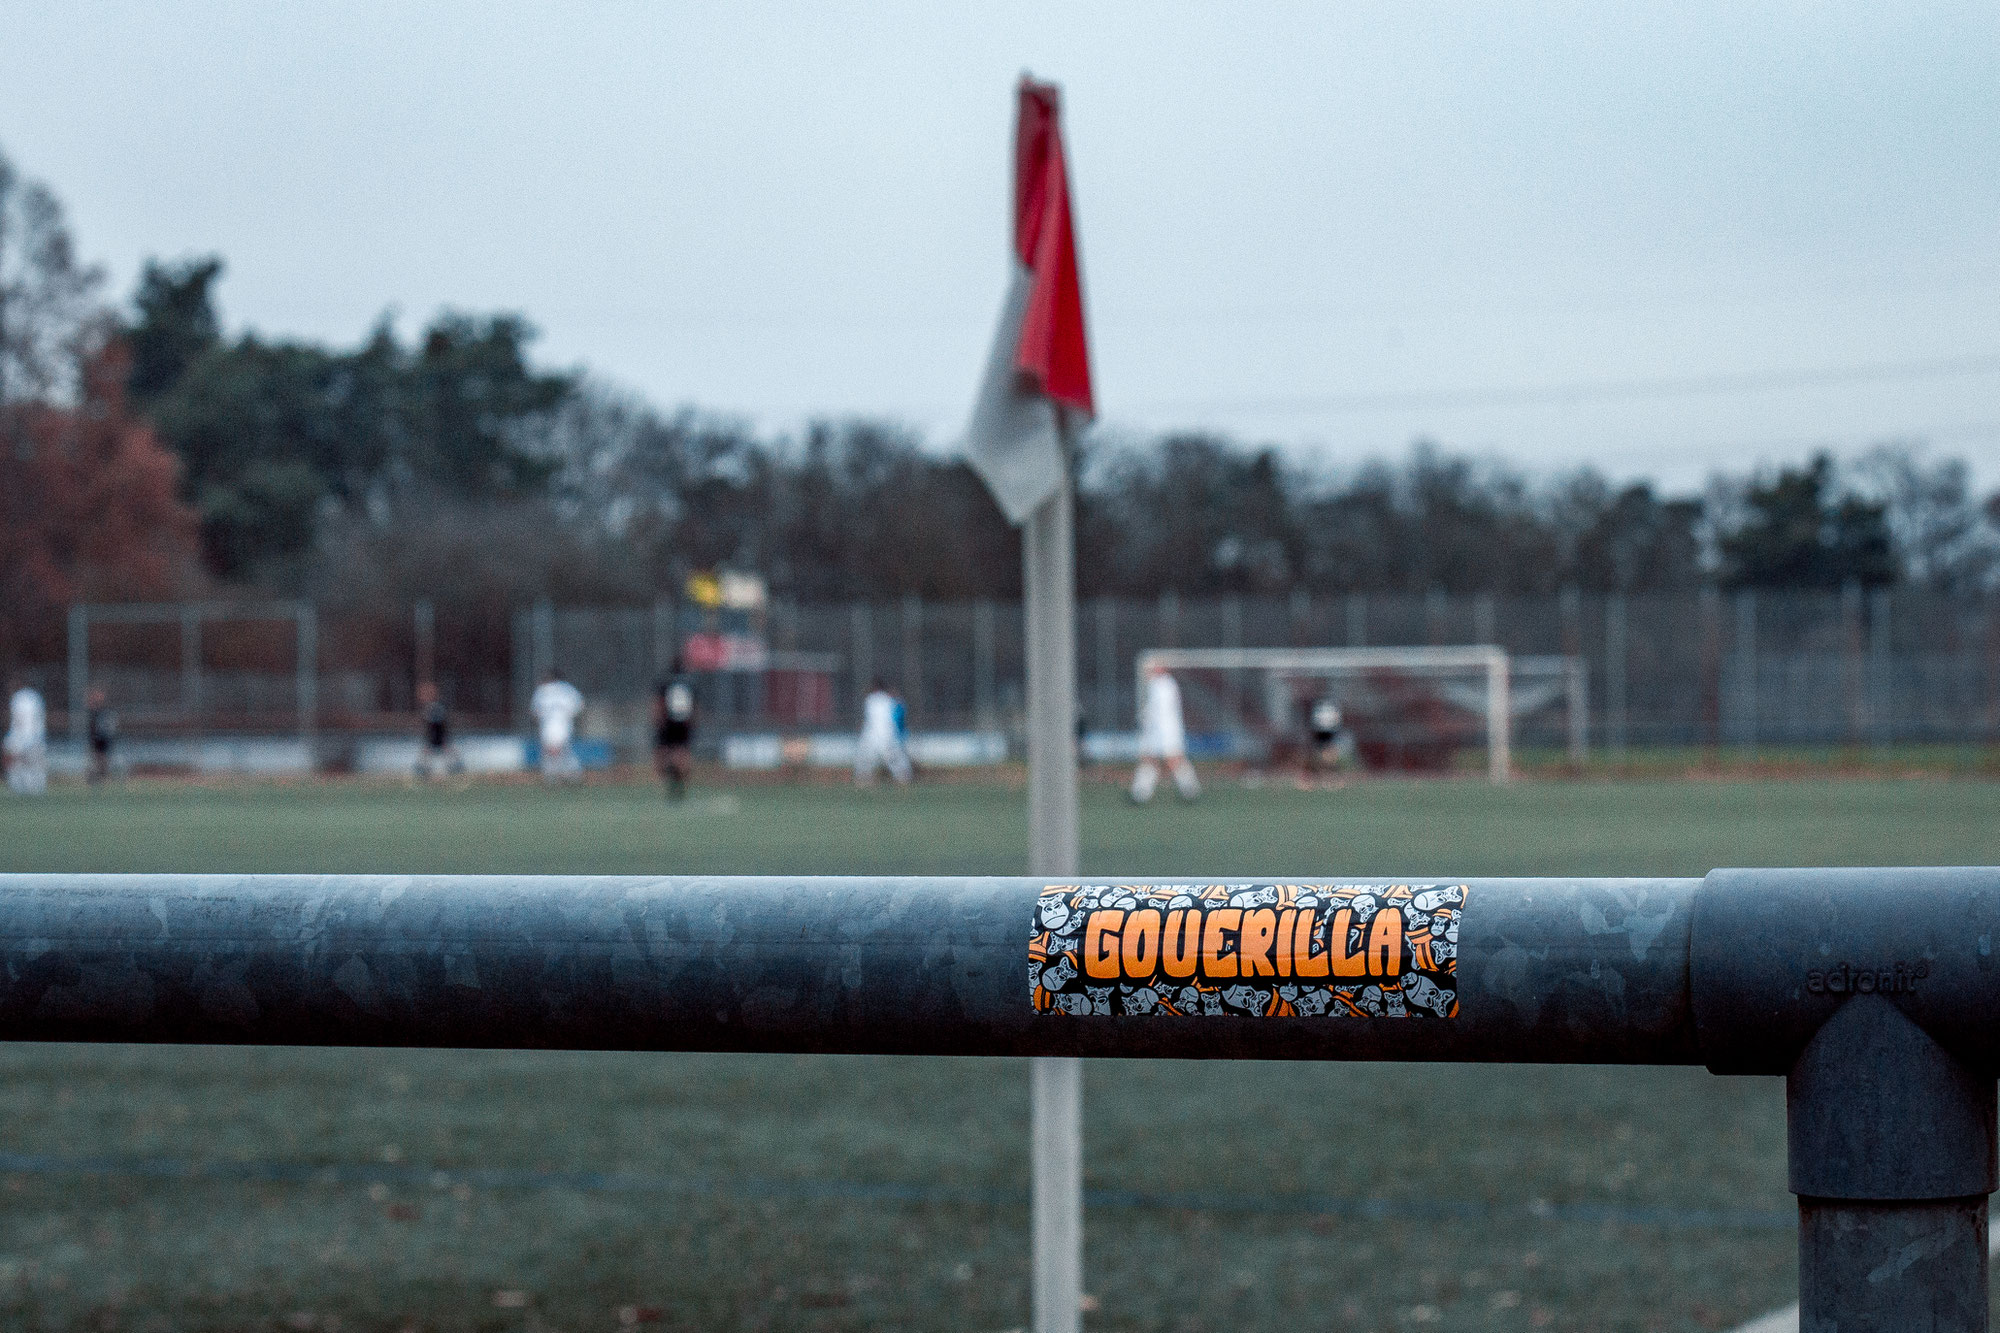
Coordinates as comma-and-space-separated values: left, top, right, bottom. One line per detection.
1726, 1222, 2000, 1333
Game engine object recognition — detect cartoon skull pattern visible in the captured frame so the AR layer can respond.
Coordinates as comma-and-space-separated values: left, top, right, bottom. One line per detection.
1029, 882, 1467, 1019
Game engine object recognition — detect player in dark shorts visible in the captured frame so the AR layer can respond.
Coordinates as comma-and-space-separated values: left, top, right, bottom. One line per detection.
86, 687, 117, 785
653, 661, 695, 800
414, 681, 461, 781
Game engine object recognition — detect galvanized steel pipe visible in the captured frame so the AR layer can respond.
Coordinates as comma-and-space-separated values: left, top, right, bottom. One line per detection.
0, 873, 1697, 1062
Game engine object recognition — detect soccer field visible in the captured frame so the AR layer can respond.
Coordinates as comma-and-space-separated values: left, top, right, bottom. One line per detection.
1, 775, 1997, 1331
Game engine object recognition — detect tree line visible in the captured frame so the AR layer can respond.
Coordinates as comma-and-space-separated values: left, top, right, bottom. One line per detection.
5, 145, 1999, 668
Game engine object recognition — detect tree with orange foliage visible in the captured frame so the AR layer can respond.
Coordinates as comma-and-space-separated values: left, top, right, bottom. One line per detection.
0, 339, 200, 667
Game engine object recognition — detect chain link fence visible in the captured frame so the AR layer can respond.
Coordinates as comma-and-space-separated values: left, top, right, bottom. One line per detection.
18, 588, 2000, 759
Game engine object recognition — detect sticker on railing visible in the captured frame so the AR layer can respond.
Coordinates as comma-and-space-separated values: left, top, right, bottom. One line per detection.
1029, 883, 1465, 1018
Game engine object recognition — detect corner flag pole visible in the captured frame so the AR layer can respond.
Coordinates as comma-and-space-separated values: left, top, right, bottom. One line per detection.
1024, 433, 1081, 1333
960, 75, 1093, 1333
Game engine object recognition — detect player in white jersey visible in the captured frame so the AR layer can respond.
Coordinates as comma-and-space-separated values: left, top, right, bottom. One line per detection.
854, 678, 912, 786
1130, 662, 1199, 803
530, 669, 585, 784
5, 677, 49, 795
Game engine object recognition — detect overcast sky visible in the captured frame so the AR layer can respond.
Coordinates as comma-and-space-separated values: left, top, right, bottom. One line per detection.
2, 2, 1995, 491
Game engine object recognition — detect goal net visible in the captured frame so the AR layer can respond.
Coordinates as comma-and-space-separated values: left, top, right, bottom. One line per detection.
1134, 646, 1587, 783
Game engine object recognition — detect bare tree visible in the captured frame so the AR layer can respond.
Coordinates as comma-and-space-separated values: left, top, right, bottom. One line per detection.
1855, 442, 1998, 592
0, 147, 105, 409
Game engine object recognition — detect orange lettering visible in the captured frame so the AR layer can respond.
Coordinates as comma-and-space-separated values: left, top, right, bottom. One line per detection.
1163, 909, 1201, 979
1367, 907, 1404, 977
1201, 908, 1243, 980
1121, 908, 1162, 979
1330, 908, 1366, 978
1240, 908, 1278, 978
1292, 909, 1329, 978
1084, 910, 1124, 979
1275, 908, 1296, 977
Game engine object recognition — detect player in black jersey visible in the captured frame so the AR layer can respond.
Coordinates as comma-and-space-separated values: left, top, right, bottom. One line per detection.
652, 661, 696, 800
85, 686, 118, 785
414, 681, 462, 781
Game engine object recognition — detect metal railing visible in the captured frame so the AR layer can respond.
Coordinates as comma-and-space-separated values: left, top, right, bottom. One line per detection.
0, 869, 1992, 1324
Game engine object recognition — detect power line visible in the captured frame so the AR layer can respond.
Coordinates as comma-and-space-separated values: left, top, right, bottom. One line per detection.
1143, 352, 2000, 416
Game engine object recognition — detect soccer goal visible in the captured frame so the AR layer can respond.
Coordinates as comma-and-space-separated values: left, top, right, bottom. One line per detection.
1134, 645, 1588, 784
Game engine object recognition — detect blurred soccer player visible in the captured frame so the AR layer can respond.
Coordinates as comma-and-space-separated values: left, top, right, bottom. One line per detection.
530, 669, 585, 784
652, 660, 696, 801
4, 675, 48, 795
414, 681, 461, 781
1299, 695, 1351, 789
1130, 662, 1199, 803
86, 686, 118, 785
854, 677, 912, 786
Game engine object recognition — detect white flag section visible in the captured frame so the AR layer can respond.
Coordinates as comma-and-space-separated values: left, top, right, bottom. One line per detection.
964, 264, 1068, 526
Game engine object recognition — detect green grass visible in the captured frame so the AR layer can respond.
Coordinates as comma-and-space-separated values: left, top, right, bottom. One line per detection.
2, 773, 1998, 1331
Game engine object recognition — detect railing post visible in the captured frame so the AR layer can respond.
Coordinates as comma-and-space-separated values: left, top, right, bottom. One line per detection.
1788, 1002, 1994, 1328
1694, 867, 2000, 1329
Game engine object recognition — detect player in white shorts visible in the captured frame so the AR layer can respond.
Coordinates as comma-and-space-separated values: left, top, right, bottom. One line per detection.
854, 678, 912, 786
4, 677, 48, 796
1130, 662, 1199, 803
530, 669, 585, 784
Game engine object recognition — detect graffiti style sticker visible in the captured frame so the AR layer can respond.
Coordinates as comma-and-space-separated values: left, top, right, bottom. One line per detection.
1029, 883, 1466, 1018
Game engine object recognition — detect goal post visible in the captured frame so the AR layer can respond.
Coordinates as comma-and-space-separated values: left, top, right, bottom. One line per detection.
1133, 644, 1588, 784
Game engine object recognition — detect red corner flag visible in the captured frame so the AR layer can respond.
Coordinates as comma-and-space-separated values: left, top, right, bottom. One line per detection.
966, 77, 1094, 525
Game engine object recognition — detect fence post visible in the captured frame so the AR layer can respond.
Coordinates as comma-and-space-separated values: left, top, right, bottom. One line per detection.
1700, 586, 1722, 766
296, 604, 318, 761
414, 600, 435, 692
1987, 592, 2000, 751
531, 598, 555, 683
180, 604, 202, 739
1473, 594, 1496, 647
1605, 595, 1627, 767
1094, 597, 1117, 734
66, 605, 88, 745
1425, 587, 1447, 644
1870, 588, 1892, 755
652, 597, 675, 677
901, 594, 923, 722
1734, 590, 1757, 764
850, 604, 873, 720
1222, 595, 1243, 720
1841, 580, 1864, 745
973, 599, 996, 730
1567, 657, 1588, 769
